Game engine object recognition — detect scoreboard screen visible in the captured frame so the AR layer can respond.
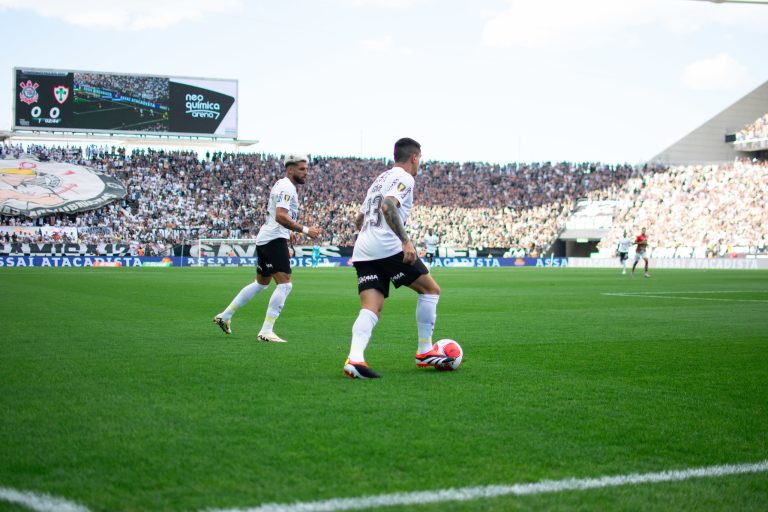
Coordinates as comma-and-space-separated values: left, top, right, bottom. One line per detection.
14, 68, 238, 138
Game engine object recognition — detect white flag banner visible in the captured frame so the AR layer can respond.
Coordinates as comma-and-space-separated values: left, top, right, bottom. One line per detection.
0, 159, 126, 218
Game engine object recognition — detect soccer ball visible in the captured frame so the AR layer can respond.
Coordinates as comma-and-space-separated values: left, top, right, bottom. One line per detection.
433, 339, 463, 371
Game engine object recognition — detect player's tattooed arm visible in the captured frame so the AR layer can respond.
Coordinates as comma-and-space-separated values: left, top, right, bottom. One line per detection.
382, 196, 417, 264
380, 196, 409, 242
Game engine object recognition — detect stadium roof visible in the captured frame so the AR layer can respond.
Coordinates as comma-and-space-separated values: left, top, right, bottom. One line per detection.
691, 0, 768, 4
1, 130, 258, 151
652, 79, 768, 164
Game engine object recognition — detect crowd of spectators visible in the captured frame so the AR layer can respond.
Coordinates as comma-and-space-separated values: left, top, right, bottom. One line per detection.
1, 144, 641, 255
736, 112, 768, 141
598, 159, 768, 257
74, 73, 169, 103
3, 142, 765, 257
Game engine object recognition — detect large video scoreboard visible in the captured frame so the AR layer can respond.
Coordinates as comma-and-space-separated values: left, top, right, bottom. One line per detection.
14, 67, 238, 138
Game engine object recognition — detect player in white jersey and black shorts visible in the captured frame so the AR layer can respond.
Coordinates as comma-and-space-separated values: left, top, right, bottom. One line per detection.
424, 228, 439, 266
616, 231, 632, 275
214, 154, 321, 342
343, 138, 454, 379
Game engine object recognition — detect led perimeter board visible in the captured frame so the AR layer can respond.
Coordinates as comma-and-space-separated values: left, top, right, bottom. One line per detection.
14, 67, 238, 138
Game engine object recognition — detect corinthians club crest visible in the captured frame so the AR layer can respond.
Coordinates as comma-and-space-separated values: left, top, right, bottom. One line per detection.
53, 85, 69, 104
0, 159, 127, 218
19, 80, 39, 105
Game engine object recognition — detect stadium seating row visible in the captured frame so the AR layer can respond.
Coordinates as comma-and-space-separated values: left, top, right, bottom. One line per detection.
1, 144, 766, 257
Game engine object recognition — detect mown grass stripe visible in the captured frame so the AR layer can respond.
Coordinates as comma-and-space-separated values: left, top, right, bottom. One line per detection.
206, 460, 768, 512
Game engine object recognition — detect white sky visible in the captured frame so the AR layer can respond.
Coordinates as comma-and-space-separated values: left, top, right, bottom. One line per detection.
1, 0, 767, 163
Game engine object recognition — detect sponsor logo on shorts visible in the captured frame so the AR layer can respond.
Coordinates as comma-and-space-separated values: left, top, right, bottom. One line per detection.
358, 274, 378, 285
391, 272, 405, 282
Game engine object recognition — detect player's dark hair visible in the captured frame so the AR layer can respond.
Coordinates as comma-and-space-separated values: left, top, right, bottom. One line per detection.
394, 137, 421, 163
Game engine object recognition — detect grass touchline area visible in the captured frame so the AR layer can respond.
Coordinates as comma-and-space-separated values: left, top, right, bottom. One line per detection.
1, 267, 766, 511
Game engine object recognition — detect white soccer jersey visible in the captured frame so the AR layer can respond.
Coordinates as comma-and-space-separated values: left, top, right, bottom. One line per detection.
255, 177, 299, 245
352, 166, 415, 262
425, 234, 439, 253
617, 238, 632, 253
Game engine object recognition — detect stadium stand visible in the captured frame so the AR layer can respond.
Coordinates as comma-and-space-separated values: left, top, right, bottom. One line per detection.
736, 112, 768, 141
2, 143, 766, 257
597, 159, 768, 258
1, 144, 639, 255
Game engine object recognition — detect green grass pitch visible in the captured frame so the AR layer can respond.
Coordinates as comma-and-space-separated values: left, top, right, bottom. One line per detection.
1, 267, 767, 511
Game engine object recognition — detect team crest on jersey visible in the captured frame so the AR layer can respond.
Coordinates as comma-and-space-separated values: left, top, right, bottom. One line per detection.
397, 182, 406, 192
284, 194, 290, 201
53, 85, 69, 104
19, 80, 39, 105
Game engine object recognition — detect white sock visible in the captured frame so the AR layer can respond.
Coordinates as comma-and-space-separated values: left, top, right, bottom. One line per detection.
221, 281, 269, 320
416, 294, 439, 353
348, 309, 379, 362
260, 282, 292, 333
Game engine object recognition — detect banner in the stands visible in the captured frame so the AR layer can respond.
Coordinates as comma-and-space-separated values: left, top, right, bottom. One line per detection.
0, 159, 127, 218
0, 256, 569, 268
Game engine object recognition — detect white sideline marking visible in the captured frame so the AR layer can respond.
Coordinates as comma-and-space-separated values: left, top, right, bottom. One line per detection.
612, 290, 759, 294
205, 460, 768, 512
603, 290, 768, 303
0, 487, 91, 512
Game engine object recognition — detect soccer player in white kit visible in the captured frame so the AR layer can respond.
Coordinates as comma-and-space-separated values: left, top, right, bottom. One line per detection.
424, 228, 439, 266
343, 138, 454, 379
213, 154, 321, 342
616, 231, 632, 274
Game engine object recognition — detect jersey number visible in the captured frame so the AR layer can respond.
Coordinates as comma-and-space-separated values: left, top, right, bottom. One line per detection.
364, 195, 384, 229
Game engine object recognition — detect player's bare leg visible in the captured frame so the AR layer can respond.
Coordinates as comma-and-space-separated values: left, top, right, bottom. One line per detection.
644, 258, 650, 278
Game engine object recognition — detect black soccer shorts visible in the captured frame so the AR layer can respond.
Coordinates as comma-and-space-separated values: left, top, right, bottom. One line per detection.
354, 251, 429, 298
256, 238, 292, 276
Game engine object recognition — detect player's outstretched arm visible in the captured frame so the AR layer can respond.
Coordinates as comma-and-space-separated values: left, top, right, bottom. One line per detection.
275, 207, 322, 238
381, 196, 416, 264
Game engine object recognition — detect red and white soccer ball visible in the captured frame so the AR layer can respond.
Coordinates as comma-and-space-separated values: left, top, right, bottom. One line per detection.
433, 339, 463, 371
